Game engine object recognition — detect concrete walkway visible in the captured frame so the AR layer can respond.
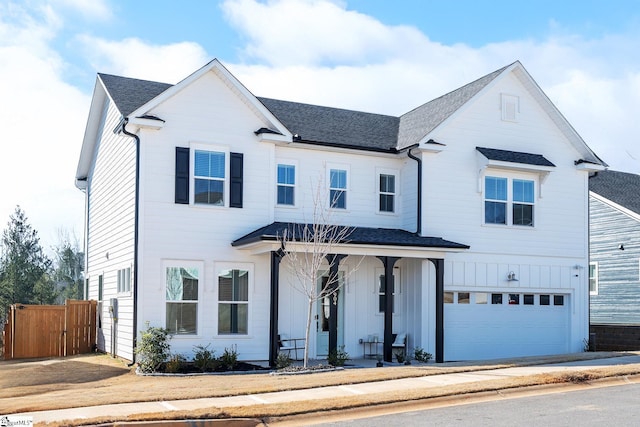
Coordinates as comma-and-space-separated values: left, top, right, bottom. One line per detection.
13, 355, 640, 425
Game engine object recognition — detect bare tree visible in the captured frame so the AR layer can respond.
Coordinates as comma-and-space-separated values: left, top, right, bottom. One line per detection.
278, 175, 360, 368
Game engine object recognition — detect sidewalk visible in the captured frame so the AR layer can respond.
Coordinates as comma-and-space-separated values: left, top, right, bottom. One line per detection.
13, 354, 640, 425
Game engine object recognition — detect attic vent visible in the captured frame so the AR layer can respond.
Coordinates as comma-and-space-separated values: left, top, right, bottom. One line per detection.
501, 94, 519, 122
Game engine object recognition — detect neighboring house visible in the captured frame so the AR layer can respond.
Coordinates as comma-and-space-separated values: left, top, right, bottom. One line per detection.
589, 170, 640, 324
75, 59, 605, 364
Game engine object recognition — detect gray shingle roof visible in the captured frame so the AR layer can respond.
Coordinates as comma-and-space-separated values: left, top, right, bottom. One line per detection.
98, 73, 172, 117
590, 170, 640, 215
476, 146, 556, 167
231, 222, 469, 249
258, 97, 399, 152
397, 64, 511, 149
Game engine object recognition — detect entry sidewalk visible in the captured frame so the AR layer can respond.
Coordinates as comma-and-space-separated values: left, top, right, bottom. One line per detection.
14, 355, 640, 425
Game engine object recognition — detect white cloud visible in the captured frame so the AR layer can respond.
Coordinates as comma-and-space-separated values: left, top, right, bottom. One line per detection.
53, 0, 112, 20
76, 36, 210, 84
0, 2, 87, 249
220, 0, 640, 173
3, 0, 640, 253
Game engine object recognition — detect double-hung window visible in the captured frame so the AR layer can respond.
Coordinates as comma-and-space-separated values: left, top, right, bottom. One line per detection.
277, 164, 295, 205
329, 169, 347, 209
379, 174, 395, 213
485, 176, 507, 224
512, 179, 534, 226
484, 176, 535, 226
218, 268, 249, 335
166, 266, 199, 335
194, 150, 225, 205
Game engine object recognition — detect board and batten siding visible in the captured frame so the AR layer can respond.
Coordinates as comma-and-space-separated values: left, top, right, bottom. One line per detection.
590, 195, 640, 324
86, 98, 136, 361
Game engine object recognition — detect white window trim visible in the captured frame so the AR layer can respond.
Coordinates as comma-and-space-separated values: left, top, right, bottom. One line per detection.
190, 142, 230, 208
116, 265, 132, 295
590, 262, 599, 296
376, 167, 399, 215
276, 160, 298, 208
163, 259, 204, 338
326, 163, 350, 210
214, 262, 254, 337
482, 171, 538, 228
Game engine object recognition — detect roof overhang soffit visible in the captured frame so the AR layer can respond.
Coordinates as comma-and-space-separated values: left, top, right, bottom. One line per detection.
233, 239, 458, 258
76, 79, 108, 189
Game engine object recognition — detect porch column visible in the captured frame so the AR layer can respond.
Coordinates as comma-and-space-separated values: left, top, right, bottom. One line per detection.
269, 249, 284, 367
429, 258, 444, 363
325, 254, 346, 356
377, 256, 400, 362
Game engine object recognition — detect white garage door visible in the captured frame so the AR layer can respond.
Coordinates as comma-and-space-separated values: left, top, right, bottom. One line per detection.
444, 291, 569, 361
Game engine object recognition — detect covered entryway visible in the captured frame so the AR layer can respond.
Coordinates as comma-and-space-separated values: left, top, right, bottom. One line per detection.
444, 292, 570, 360
231, 221, 469, 366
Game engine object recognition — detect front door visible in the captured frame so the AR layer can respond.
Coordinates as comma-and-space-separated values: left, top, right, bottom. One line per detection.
316, 274, 344, 357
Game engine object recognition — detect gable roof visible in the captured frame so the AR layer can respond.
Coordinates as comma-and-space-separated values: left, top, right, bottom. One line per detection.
590, 170, 640, 216
258, 97, 399, 152
98, 73, 172, 117
78, 59, 605, 185
398, 64, 510, 149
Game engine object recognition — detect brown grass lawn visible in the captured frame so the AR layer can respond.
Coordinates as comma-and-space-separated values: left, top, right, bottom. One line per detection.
1, 352, 640, 425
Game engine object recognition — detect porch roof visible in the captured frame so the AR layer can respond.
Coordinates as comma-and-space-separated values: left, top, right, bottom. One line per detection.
231, 222, 469, 254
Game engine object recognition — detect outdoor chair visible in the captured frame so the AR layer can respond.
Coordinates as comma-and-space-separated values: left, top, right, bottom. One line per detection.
391, 332, 408, 360
278, 334, 305, 360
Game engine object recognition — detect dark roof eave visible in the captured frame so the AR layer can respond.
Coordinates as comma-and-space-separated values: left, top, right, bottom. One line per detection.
231, 233, 469, 250
295, 139, 398, 154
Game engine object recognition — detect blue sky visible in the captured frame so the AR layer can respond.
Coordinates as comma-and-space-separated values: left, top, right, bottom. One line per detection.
2, 0, 640, 248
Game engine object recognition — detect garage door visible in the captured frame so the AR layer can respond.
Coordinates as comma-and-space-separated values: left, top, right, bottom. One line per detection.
444, 291, 569, 361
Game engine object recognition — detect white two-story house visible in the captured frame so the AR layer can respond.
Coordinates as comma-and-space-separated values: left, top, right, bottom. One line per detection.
75, 59, 605, 364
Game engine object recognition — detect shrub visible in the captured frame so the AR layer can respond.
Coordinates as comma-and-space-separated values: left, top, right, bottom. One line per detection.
193, 344, 216, 372
219, 345, 238, 370
327, 345, 349, 367
276, 352, 293, 369
136, 326, 171, 373
165, 354, 186, 373
412, 346, 433, 363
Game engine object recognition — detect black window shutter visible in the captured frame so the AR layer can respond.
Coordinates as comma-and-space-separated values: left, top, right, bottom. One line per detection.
175, 147, 190, 204
229, 152, 243, 208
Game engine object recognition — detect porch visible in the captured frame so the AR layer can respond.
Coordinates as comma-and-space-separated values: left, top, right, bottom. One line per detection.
231, 221, 469, 367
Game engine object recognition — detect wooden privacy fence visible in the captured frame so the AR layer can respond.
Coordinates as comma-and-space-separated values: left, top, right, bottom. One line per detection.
3, 299, 97, 360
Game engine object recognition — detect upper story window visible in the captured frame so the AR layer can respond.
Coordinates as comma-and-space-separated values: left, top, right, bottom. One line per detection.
484, 176, 535, 226
589, 262, 598, 295
379, 173, 396, 213
194, 150, 225, 206
329, 168, 347, 209
277, 164, 295, 206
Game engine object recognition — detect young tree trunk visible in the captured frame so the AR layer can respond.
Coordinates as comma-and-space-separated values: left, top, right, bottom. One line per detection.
304, 296, 313, 368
